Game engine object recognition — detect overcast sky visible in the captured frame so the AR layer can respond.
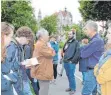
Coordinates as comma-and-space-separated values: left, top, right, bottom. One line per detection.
31, 0, 82, 23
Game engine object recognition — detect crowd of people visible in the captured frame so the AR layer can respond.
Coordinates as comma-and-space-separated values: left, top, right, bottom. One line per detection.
1, 20, 111, 95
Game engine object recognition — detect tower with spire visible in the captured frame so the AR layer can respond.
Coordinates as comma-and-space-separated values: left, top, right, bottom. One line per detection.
38, 9, 42, 29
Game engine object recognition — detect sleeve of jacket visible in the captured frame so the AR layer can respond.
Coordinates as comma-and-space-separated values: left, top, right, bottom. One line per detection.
54, 44, 59, 53
6, 42, 20, 70
33, 43, 55, 58
41, 44, 55, 57
96, 59, 111, 84
94, 64, 99, 77
81, 39, 103, 58
96, 68, 111, 84
24, 45, 32, 59
6, 43, 16, 62
71, 41, 80, 63
1, 74, 11, 91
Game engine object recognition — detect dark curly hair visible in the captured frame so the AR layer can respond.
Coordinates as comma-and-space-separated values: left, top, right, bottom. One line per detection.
16, 26, 33, 38
16, 26, 35, 53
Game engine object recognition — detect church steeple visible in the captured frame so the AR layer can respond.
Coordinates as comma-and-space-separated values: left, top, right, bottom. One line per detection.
38, 9, 42, 22
65, 7, 67, 12
38, 9, 42, 29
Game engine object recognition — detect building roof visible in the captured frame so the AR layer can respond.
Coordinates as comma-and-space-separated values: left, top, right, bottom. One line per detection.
54, 10, 72, 18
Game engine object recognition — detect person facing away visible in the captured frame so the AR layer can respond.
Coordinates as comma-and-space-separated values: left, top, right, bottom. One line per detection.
1, 22, 16, 95
6, 26, 33, 95
30, 28, 55, 95
81, 20, 104, 95
94, 24, 111, 95
62, 30, 80, 95
50, 35, 59, 84
79, 37, 89, 85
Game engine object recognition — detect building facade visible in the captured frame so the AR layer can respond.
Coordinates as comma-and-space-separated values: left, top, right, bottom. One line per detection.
54, 8, 73, 42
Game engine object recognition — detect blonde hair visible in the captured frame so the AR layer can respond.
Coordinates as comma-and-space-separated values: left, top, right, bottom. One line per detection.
1, 22, 14, 62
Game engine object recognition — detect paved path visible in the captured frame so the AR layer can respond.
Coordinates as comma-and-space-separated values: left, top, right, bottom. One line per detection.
49, 64, 83, 95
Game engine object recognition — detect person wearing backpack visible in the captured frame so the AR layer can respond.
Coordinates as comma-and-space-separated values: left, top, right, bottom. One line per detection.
6, 26, 33, 95
63, 30, 80, 95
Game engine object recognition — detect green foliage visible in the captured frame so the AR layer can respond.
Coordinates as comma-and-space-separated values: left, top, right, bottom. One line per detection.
63, 25, 71, 31
1, 0, 38, 34
71, 23, 85, 40
59, 41, 64, 48
40, 15, 57, 35
79, 1, 111, 21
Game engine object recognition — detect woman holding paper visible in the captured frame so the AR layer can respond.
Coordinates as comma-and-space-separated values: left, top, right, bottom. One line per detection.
31, 29, 55, 95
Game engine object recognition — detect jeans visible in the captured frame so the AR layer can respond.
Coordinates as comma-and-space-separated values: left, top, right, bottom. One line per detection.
64, 62, 76, 91
82, 72, 86, 84
14, 76, 24, 95
26, 69, 39, 95
23, 81, 33, 95
82, 70, 97, 95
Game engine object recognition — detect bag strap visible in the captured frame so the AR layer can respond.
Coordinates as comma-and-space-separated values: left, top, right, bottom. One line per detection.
11, 38, 24, 91
12, 38, 25, 62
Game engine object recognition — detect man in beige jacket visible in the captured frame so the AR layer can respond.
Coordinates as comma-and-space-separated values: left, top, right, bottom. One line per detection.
31, 29, 55, 95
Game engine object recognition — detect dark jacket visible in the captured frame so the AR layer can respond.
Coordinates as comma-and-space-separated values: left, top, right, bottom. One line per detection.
23, 44, 32, 60
63, 38, 80, 64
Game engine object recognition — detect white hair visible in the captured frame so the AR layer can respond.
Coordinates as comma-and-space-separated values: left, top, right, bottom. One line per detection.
85, 20, 98, 32
36, 28, 49, 39
108, 24, 111, 32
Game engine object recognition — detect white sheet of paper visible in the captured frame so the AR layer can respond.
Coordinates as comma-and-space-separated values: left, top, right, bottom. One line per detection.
30, 57, 39, 65
25, 57, 40, 67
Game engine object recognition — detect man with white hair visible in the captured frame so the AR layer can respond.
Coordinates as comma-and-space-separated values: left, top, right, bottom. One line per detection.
31, 28, 55, 95
81, 20, 104, 95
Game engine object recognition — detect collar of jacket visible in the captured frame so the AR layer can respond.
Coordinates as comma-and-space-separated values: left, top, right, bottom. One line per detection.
50, 41, 57, 44
67, 37, 75, 43
39, 38, 47, 44
98, 49, 111, 70
90, 33, 99, 41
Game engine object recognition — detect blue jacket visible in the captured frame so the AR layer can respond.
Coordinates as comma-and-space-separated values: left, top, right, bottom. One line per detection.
80, 34, 104, 68
6, 40, 28, 95
1, 57, 18, 95
50, 41, 59, 62
79, 44, 88, 72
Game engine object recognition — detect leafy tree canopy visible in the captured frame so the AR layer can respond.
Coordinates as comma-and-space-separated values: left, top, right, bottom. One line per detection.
1, 0, 38, 34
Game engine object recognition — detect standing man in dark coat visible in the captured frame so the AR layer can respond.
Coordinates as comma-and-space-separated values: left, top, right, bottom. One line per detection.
63, 30, 80, 95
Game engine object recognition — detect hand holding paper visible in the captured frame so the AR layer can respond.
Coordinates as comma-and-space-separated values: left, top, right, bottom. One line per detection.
21, 57, 40, 67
